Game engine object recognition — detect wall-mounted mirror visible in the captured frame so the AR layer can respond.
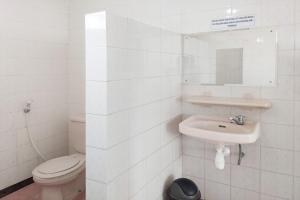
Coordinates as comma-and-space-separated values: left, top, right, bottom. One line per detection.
183, 28, 277, 86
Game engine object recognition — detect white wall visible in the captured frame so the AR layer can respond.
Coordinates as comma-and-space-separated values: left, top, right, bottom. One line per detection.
69, 0, 228, 118
68, 0, 254, 116
68, 1, 186, 200
69, 0, 300, 200
68, 0, 181, 117
85, 12, 182, 200
0, 0, 69, 189
181, 0, 300, 200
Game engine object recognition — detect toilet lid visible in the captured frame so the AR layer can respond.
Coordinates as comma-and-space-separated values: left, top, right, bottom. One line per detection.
38, 156, 80, 174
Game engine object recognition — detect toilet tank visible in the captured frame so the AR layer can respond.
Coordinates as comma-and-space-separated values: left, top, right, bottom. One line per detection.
69, 115, 86, 154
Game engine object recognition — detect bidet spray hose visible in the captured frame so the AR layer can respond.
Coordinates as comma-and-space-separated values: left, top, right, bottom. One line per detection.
23, 102, 47, 161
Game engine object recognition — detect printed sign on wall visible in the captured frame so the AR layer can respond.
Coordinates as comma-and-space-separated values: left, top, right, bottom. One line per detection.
211, 15, 255, 31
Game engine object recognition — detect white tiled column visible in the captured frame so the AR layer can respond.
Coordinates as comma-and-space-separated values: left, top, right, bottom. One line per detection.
85, 11, 110, 200
85, 11, 182, 200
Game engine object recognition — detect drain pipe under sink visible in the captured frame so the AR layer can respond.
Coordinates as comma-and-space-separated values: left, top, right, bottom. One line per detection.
215, 144, 230, 170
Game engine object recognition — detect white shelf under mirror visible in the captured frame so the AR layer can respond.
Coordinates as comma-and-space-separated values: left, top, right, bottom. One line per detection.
183, 96, 272, 109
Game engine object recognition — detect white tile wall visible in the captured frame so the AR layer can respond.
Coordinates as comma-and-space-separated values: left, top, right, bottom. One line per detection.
205, 181, 230, 200
85, 12, 182, 200
294, 177, 300, 200
205, 160, 230, 184
231, 187, 260, 200
180, 0, 300, 200
261, 171, 293, 199
261, 147, 293, 175
261, 124, 294, 150
69, 0, 300, 199
231, 165, 260, 192
0, 0, 69, 190
182, 155, 205, 179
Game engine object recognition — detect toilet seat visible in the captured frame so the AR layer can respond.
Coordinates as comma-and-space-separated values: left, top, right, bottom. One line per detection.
33, 154, 85, 185
38, 156, 80, 175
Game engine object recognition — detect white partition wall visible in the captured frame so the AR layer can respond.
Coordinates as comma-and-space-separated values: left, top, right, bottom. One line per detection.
85, 11, 182, 200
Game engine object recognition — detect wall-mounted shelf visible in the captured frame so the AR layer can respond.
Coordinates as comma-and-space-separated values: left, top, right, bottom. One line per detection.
183, 96, 272, 109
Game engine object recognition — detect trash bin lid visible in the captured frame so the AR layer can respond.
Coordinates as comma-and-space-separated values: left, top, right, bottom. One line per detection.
168, 178, 201, 200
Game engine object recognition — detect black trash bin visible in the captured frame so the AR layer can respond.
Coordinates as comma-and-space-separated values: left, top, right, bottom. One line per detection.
168, 178, 201, 200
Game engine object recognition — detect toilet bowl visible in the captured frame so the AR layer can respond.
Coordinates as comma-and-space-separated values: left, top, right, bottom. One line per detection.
33, 154, 85, 185
32, 117, 85, 200
33, 154, 85, 200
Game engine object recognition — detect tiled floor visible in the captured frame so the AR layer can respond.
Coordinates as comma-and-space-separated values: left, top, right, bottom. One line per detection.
1, 183, 85, 200
73, 192, 85, 200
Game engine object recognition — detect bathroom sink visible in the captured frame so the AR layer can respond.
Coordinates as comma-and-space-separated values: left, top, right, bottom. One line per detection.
179, 115, 260, 144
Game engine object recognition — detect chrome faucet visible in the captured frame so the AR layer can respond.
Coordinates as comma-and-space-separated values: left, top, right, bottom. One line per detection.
230, 115, 246, 125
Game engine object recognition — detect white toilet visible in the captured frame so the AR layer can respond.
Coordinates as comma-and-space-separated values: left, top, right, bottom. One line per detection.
32, 117, 85, 200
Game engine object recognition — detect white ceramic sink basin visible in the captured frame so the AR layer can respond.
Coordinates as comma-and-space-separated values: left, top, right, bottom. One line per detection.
179, 115, 260, 144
